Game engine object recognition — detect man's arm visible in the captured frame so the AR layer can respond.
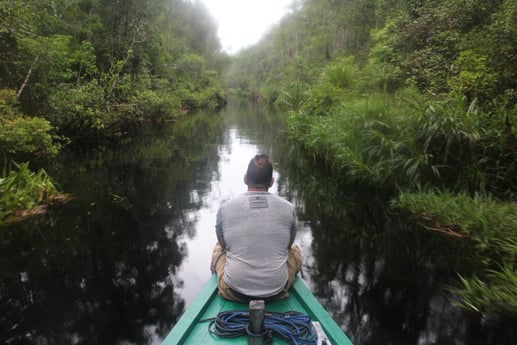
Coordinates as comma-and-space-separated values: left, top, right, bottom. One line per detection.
215, 208, 227, 249
288, 208, 297, 248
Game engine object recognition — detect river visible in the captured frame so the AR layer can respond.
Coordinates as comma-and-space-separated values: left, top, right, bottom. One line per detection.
0, 99, 514, 345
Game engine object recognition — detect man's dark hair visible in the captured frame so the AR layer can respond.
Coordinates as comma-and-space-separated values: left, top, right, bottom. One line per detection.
246, 154, 273, 188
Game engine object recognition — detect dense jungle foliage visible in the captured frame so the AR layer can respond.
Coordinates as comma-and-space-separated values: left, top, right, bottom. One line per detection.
228, 0, 516, 317
1, 0, 516, 319
1, 0, 227, 222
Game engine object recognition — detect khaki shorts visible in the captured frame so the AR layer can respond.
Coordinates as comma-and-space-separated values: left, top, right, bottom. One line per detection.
210, 242, 302, 302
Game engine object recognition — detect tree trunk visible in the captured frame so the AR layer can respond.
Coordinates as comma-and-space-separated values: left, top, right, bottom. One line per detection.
17, 55, 39, 100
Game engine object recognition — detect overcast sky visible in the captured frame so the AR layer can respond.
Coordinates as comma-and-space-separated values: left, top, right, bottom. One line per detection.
200, 0, 293, 54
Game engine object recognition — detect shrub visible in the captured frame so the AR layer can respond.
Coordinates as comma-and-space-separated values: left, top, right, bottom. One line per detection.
0, 162, 65, 224
132, 90, 182, 121
0, 89, 59, 157
448, 50, 497, 102
323, 57, 357, 89
48, 80, 110, 135
276, 81, 309, 111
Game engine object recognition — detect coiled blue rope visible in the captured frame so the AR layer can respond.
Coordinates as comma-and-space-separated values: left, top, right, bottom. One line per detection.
203, 310, 318, 345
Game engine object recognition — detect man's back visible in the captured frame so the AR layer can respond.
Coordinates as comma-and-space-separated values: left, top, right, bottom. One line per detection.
216, 191, 296, 297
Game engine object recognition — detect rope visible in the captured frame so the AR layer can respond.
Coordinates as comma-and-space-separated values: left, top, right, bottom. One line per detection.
203, 310, 318, 345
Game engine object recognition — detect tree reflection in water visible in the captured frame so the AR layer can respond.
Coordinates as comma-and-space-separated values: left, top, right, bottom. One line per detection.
0, 111, 225, 345
277, 151, 516, 345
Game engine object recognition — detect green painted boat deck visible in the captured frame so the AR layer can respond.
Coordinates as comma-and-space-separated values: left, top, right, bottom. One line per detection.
162, 275, 353, 345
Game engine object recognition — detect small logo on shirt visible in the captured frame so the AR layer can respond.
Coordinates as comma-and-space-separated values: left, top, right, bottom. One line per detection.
249, 195, 269, 209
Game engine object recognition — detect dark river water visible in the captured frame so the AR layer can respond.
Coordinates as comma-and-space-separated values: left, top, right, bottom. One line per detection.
1, 99, 514, 345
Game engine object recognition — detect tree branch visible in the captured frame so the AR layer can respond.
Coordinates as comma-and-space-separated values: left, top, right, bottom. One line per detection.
17, 55, 39, 100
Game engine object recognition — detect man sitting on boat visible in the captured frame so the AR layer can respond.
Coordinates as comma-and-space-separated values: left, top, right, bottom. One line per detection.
210, 154, 302, 302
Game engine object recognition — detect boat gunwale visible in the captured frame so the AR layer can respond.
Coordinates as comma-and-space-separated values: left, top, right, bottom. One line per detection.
162, 275, 219, 344
162, 274, 353, 345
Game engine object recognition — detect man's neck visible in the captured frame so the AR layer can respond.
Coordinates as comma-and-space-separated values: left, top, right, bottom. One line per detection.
247, 187, 269, 192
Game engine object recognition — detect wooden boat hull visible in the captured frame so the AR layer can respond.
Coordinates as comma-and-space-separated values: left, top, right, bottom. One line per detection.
162, 275, 353, 345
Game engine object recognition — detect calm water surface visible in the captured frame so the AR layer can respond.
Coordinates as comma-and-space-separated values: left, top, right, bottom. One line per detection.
0, 99, 514, 345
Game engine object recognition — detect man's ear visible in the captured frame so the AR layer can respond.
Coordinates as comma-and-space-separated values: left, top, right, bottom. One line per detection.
244, 174, 248, 185
269, 177, 275, 187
